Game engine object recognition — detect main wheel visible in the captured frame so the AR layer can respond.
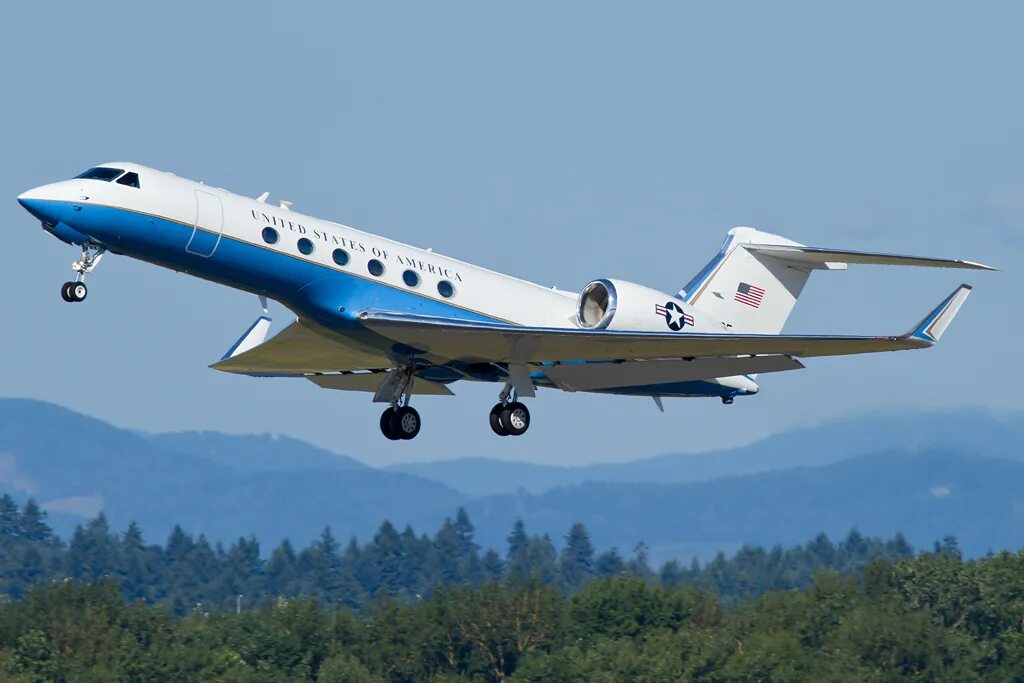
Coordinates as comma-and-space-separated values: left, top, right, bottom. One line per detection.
389, 406, 421, 440
489, 403, 510, 436
379, 408, 401, 440
499, 401, 531, 436
69, 282, 88, 302
60, 282, 74, 302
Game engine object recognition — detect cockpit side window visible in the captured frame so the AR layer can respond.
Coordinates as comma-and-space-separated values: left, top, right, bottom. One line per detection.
116, 172, 140, 188
75, 167, 125, 182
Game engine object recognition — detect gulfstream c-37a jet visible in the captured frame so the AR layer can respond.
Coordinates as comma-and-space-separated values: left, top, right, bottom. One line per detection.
18, 163, 994, 440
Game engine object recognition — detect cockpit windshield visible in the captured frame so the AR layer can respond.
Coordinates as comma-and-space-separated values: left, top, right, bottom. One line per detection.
75, 167, 125, 182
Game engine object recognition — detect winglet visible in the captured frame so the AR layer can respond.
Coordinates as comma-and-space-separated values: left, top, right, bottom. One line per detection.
907, 284, 972, 343
219, 316, 272, 361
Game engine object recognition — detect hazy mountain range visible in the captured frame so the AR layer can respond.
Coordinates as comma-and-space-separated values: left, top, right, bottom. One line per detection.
1, 398, 1021, 562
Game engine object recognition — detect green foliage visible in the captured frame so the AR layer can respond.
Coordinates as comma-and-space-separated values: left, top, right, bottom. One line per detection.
0, 549, 1021, 681
6, 497, 1022, 680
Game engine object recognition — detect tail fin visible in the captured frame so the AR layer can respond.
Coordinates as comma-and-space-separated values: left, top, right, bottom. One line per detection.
680, 228, 822, 335
680, 227, 993, 335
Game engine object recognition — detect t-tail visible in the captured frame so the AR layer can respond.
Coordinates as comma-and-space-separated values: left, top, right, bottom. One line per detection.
679, 226, 994, 336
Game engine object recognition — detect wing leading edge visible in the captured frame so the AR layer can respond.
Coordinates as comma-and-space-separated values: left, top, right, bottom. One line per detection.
358, 284, 972, 365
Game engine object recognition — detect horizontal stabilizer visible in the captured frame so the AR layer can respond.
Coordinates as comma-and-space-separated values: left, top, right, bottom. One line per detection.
542, 355, 804, 392
744, 244, 996, 271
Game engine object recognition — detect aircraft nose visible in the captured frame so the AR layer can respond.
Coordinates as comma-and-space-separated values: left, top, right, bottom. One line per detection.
17, 189, 37, 210
17, 185, 65, 225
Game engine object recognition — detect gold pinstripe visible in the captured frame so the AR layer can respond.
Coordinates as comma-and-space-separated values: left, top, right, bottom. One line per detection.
86, 201, 520, 325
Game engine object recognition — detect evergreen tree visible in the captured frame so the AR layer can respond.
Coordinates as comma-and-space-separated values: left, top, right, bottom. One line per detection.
66, 514, 116, 582
0, 494, 20, 537
627, 542, 655, 583
20, 500, 52, 543
432, 519, 463, 585
368, 521, 405, 598
481, 549, 504, 582
595, 548, 626, 578
558, 522, 595, 591
266, 539, 297, 596
507, 519, 528, 559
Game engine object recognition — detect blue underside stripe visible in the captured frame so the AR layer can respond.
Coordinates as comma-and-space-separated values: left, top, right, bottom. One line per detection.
57, 201, 738, 398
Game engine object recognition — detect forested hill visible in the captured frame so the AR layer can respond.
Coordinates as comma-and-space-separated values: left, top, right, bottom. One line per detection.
0, 493, 921, 613
1, 399, 1023, 562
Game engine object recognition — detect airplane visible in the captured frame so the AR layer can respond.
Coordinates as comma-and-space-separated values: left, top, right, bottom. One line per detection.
17, 162, 994, 441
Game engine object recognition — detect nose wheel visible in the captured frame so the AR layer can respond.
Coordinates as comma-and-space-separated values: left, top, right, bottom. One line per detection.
489, 401, 531, 437
60, 243, 105, 303
61, 281, 88, 303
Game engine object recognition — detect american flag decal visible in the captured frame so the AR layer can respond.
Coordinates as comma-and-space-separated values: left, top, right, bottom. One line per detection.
734, 282, 765, 308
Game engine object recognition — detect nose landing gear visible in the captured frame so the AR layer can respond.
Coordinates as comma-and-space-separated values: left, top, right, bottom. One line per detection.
61, 243, 105, 303
61, 281, 88, 303
489, 384, 531, 437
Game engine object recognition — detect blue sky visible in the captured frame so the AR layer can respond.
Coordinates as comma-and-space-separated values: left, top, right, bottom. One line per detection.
1, 2, 1019, 466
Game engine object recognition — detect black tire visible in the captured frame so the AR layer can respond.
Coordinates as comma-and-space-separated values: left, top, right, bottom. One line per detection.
70, 282, 87, 302
499, 401, 530, 436
390, 406, 421, 440
61, 282, 73, 302
379, 408, 401, 440
489, 403, 509, 436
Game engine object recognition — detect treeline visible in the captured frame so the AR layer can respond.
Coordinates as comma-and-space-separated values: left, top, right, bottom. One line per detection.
2, 550, 1024, 681
0, 495, 916, 614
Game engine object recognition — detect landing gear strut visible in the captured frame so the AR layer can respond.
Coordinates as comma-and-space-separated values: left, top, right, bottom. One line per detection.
489, 383, 531, 437
61, 243, 105, 303
379, 367, 422, 440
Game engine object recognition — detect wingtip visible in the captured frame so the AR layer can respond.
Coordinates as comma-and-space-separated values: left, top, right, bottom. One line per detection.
908, 284, 973, 344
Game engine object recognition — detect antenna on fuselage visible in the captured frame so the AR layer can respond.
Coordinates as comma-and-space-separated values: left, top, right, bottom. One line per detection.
279, 201, 292, 211
256, 192, 269, 203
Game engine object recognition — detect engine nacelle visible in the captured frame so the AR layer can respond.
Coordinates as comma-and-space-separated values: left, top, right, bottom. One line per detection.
576, 279, 697, 332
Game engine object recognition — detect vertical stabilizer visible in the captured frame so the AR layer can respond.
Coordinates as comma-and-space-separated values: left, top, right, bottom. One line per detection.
680, 227, 828, 335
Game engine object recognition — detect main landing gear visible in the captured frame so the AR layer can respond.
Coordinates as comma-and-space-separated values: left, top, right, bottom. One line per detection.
380, 405, 421, 441
489, 384, 531, 437
61, 243, 105, 303
379, 367, 422, 441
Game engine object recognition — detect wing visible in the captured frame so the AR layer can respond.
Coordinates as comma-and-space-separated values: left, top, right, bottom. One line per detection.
210, 318, 455, 397
358, 284, 972, 365
211, 318, 392, 375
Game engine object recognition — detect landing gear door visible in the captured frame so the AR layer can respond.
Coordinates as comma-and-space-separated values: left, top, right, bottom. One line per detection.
186, 190, 224, 257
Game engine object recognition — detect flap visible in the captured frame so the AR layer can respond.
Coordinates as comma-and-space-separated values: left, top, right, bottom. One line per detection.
307, 371, 454, 396
542, 355, 804, 392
